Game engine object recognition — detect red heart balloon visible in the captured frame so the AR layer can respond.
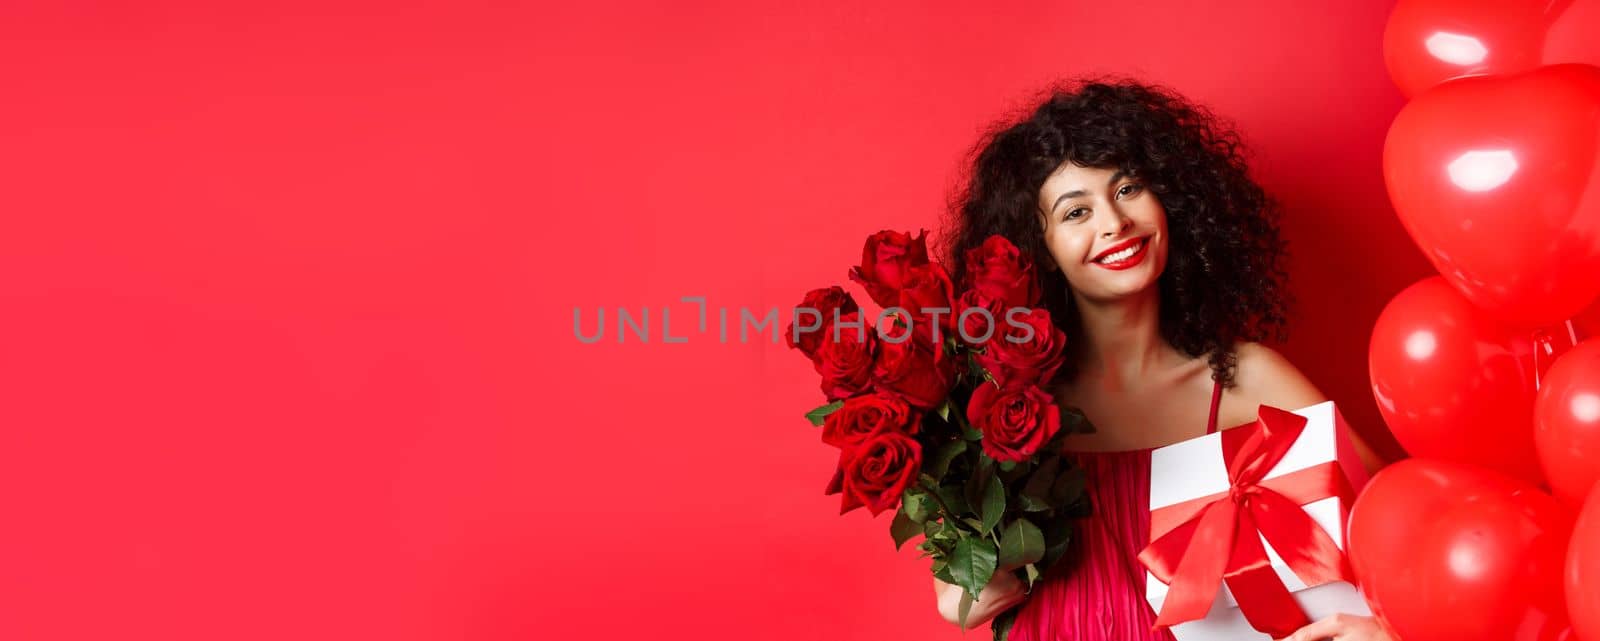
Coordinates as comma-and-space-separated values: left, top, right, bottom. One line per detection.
1382, 0, 1556, 98
1546, 0, 1600, 70
1383, 0, 1600, 99
1575, 298, 1600, 339
1384, 64, 1600, 329
1411, 489, 1573, 641
1349, 458, 1470, 626
1369, 276, 1543, 484
1349, 458, 1574, 641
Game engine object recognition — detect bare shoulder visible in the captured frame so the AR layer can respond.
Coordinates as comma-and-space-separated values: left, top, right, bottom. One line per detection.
1228, 341, 1328, 411
1229, 342, 1387, 472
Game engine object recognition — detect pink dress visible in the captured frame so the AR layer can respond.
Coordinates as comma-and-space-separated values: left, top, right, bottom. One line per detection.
1007, 380, 1224, 641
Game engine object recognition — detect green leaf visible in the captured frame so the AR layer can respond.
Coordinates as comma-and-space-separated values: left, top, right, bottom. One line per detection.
957, 587, 975, 632
954, 403, 982, 441
996, 517, 1045, 571
947, 399, 985, 441
1050, 464, 1087, 506
1017, 493, 1051, 512
948, 536, 999, 605
936, 399, 951, 422
998, 459, 1016, 472
934, 563, 955, 585
1040, 527, 1074, 569
804, 400, 844, 426
1021, 456, 1061, 509
925, 440, 967, 480
991, 608, 1019, 641
890, 507, 922, 550
965, 455, 994, 511
1024, 563, 1040, 585
979, 470, 1005, 535
997, 458, 1030, 484
936, 483, 971, 516
1065, 491, 1093, 518
952, 399, 975, 429
967, 357, 996, 384
903, 491, 930, 523
1061, 406, 1095, 434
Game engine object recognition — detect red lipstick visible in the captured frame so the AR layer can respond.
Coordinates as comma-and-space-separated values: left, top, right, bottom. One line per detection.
1091, 237, 1150, 271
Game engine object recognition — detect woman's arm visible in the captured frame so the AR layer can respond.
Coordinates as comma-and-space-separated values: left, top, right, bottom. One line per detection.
932, 573, 1027, 627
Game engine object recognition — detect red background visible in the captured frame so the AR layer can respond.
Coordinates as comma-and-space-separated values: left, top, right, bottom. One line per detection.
0, 2, 1427, 639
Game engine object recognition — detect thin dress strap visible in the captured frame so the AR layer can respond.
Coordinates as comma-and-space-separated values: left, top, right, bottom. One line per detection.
1205, 379, 1223, 435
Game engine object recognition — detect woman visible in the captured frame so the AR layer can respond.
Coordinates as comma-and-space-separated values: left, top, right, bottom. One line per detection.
930, 78, 1389, 641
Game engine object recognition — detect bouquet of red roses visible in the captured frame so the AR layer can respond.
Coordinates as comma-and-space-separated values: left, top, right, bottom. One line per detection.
786, 229, 1094, 637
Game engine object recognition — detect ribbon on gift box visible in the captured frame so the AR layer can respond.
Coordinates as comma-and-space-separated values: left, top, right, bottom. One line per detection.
1136, 405, 1358, 639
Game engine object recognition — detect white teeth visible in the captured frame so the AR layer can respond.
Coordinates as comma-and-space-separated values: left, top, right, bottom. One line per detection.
1097, 240, 1143, 264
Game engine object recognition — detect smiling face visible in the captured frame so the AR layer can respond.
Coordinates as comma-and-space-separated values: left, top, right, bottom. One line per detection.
1036, 162, 1169, 304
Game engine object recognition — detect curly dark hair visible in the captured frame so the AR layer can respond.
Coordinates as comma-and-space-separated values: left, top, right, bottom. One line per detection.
940, 76, 1290, 388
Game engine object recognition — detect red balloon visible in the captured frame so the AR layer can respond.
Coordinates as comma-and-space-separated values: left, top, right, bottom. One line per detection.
1370, 276, 1544, 484
1569, 487, 1600, 641
1349, 459, 1573, 641
1546, 0, 1600, 70
1537, 339, 1600, 506
1382, 0, 1557, 98
1349, 459, 1467, 612
1383, 64, 1600, 329
1576, 300, 1600, 340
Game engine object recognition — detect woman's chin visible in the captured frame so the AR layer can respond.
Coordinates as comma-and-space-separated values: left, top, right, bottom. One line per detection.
1079, 267, 1161, 301
1080, 283, 1159, 305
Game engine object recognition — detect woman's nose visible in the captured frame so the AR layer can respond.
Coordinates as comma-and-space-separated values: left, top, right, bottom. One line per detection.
1099, 209, 1131, 237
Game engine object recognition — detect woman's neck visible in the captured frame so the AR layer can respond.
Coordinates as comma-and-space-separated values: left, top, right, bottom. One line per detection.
1071, 287, 1180, 389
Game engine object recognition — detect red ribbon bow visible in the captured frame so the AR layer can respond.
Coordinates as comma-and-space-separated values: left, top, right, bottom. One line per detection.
1137, 405, 1356, 638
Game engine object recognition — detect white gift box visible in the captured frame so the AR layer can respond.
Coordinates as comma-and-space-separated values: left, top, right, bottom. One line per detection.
1144, 401, 1372, 641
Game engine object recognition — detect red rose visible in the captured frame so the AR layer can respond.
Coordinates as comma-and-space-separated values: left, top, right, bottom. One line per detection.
849, 229, 931, 308
821, 392, 917, 451
967, 381, 1062, 463
974, 307, 1068, 386
872, 327, 955, 409
786, 286, 861, 362
813, 312, 876, 401
823, 430, 923, 516
897, 262, 956, 348
954, 288, 1008, 347
965, 235, 1041, 309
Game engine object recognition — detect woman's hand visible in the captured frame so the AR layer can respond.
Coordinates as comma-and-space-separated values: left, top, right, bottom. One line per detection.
1273, 613, 1393, 641
934, 570, 1027, 627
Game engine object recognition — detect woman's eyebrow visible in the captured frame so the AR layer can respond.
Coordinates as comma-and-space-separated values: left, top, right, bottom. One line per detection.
1050, 169, 1130, 213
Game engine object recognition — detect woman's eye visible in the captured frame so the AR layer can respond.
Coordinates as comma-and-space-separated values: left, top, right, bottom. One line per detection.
1064, 207, 1088, 222
1118, 183, 1142, 197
